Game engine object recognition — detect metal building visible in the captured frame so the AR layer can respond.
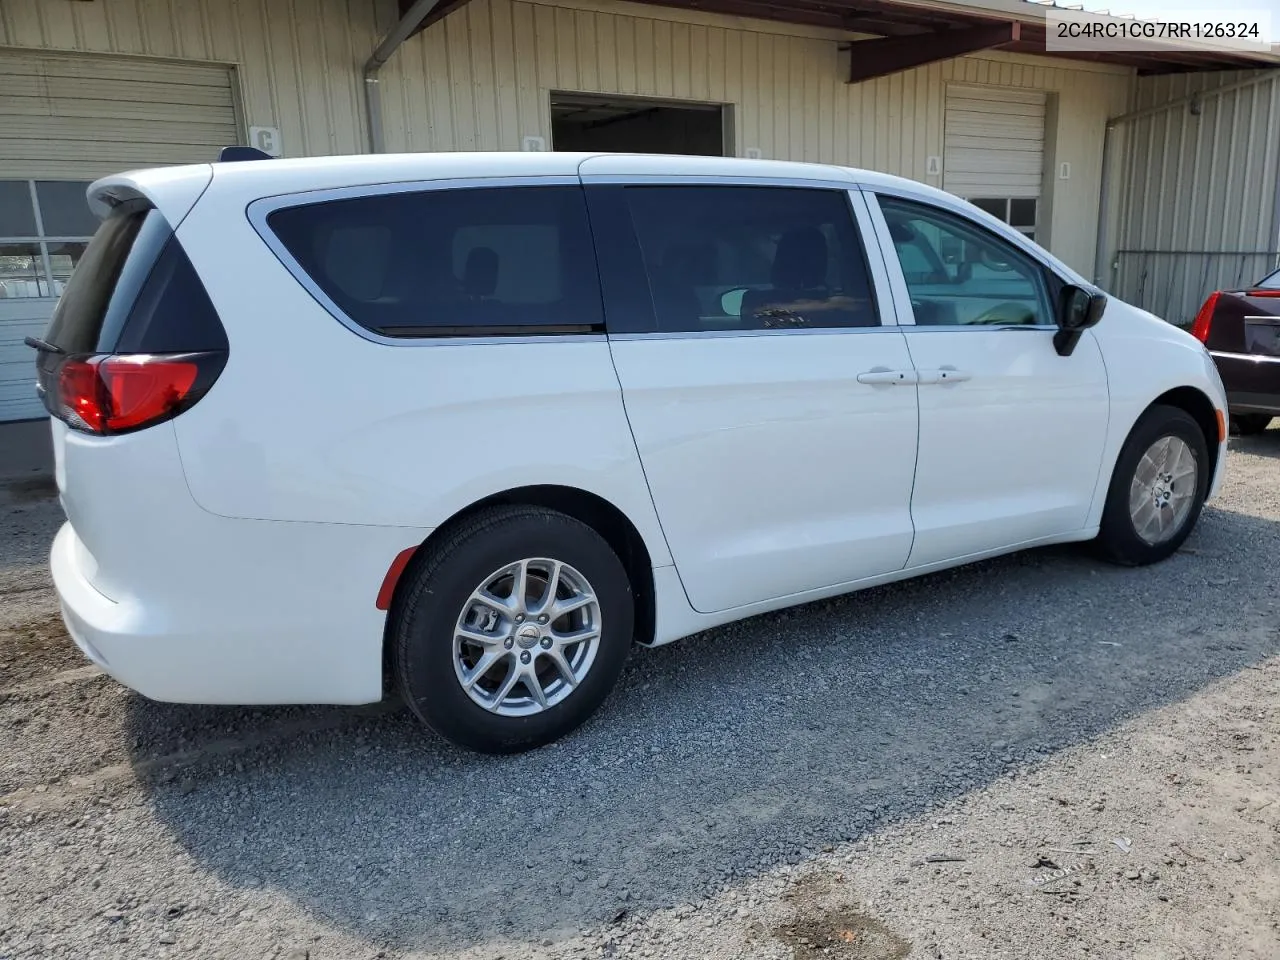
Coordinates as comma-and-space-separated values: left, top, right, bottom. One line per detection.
1102, 70, 1280, 324
1, 0, 1277, 422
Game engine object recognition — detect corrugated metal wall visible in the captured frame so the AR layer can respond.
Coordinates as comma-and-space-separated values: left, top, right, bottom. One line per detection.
383, 0, 1131, 272
0, 0, 385, 158
1, 0, 1132, 274
1111, 71, 1280, 324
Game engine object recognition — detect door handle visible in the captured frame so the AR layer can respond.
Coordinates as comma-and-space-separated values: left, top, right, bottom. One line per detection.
856, 369, 916, 385
917, 367, 972, 385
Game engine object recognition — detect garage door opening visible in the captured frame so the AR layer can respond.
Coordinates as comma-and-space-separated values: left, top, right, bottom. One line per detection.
550, 93, 727, 156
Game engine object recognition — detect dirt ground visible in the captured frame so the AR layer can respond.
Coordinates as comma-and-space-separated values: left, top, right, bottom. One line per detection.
1, 429, 1278, 960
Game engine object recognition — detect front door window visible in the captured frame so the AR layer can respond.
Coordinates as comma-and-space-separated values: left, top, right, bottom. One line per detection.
879, 196, 1054, 328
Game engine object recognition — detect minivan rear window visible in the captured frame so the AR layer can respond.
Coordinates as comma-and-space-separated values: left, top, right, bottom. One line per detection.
265, 185, 604, 337
44, 201, 169, 354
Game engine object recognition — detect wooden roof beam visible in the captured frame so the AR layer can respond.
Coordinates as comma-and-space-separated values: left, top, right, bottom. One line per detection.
847, 21, 1020, 83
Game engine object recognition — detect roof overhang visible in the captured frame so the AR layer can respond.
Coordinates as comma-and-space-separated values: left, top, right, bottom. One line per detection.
399, 0, 1280, 77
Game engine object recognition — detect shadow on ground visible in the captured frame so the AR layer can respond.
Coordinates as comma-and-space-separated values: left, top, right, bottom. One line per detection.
1228, 426, 1280, 460
126, 501, 1280, 953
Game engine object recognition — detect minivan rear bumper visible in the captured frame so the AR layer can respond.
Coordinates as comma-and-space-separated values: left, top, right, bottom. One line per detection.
53, 524, 150, 681
53, 518, 415, 704
51, 521, 396, 705
50, 419, 433, 706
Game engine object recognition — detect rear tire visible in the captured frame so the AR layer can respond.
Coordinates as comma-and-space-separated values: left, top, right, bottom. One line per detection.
1095, 405, 1209, 566
392, 505, 633, 754
1232, 413, 1273, 436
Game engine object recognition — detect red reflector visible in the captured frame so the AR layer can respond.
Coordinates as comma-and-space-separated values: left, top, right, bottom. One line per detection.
1190, 292, 1220, 343
376, 547, 418, 611
55, 354, 208, 435
1247, 290, 1280, 298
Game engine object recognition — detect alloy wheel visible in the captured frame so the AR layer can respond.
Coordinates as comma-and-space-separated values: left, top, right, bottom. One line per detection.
451, 557, 602, 717
1127, 435, 1198, 545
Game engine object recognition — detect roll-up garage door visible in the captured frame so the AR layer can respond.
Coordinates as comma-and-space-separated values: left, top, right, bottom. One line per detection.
0, 52, 238, 422
943, 85, 1046, 200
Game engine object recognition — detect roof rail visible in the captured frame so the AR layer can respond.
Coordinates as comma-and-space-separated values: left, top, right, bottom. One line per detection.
218, 146, 274, 163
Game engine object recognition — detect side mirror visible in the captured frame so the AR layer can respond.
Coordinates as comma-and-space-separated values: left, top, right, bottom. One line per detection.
1054, 284, 1107, 356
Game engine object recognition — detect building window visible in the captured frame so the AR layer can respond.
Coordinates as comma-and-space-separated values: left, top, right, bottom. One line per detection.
0, 180, 96, 300
968, 198, 1037, 242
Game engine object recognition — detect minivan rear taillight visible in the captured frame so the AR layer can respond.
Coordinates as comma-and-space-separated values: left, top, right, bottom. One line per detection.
46, 352, 225, 435
30, 199, 229, 435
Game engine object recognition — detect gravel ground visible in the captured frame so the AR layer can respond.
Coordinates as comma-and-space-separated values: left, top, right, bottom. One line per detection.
1, 430, 1278, 960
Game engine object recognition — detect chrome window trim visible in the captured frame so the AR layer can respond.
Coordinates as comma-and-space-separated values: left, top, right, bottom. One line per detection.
246, 175, 607, 348
1211, 349, 1280, 364
578, 173, 860, 191
608, 325, 897, 342
894, 323, 1055, 333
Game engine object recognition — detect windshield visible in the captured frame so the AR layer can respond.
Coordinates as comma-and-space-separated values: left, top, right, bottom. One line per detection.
1255, 267, 1280, 290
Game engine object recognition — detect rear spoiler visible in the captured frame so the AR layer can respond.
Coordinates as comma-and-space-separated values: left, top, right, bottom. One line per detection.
87, 166, 213, 224
82, 145, 269, 226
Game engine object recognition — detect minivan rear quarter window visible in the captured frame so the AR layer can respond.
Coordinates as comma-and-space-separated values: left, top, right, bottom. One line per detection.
265, 185, 604, 338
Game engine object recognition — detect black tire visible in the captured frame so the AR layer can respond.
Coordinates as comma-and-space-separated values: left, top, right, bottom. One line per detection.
1095, 404, 1210, 566
392, 505, 633, 754
1232, 413, 1273, 436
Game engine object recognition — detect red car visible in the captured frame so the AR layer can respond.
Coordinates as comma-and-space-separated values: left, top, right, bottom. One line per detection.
1192, 267, 1280, 435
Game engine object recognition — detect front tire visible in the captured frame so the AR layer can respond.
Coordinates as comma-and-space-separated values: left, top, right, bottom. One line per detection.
392, 505, 634, 754
1096, 405, 1209, 566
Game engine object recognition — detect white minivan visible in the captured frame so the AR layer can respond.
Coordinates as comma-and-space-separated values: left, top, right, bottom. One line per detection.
34, 152, 1228, 754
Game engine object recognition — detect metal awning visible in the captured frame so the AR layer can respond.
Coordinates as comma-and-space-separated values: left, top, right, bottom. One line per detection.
398, 0, 1280, 78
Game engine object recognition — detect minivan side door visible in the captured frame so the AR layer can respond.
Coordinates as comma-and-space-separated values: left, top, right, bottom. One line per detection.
582, 170, 920, 615
865, 190, 1110, 568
